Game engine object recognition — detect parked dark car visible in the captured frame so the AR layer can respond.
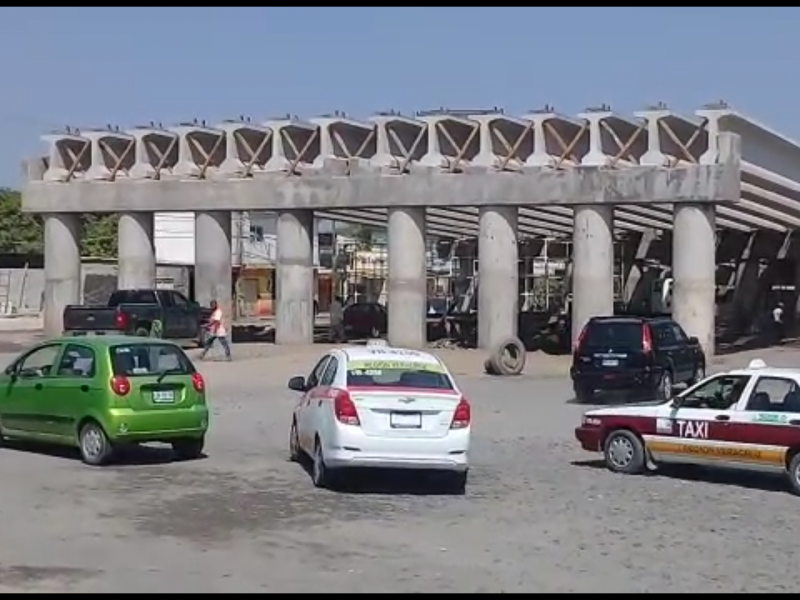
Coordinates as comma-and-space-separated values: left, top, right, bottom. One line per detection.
570, 315, 705, 403
343, 302, 387, 339
63, 289, 212, 346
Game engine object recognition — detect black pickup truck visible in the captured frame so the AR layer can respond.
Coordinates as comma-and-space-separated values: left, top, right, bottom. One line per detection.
62, 288, 212, 345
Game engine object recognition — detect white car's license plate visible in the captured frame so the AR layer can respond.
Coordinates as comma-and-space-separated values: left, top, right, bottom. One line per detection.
602, 359, 619, 367
152, 390, 175, 404
390, 412, 422, 429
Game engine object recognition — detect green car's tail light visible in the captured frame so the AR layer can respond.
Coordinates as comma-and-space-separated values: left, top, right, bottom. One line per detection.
111, 375, 131, 396
191, 373, 205, 393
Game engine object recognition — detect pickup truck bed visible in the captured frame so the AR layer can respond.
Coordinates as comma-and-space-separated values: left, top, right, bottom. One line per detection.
63, 288, 211, 345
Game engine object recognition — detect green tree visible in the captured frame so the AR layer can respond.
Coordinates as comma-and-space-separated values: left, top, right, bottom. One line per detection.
0, 188, 43, 253
0, 188, 118, 258
81, 214, 118, 259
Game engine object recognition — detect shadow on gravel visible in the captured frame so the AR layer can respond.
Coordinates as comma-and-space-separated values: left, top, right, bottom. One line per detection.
2, 440, 205, 467
571, 459, 789, 493
297, 457, 465, 496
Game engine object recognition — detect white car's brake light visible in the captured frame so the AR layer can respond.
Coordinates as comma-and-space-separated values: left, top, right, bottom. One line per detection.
450, 397, 471, 429
334, 389, 361, 426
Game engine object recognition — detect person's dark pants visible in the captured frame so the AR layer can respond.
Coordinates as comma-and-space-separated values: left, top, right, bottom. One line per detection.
201, 334, 232, 360
330, 323, 346, 343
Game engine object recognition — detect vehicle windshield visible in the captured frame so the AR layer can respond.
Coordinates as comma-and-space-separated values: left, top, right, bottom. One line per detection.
583, 321, 642, 349
110, 343, 194, 377
346, 360, 454, 391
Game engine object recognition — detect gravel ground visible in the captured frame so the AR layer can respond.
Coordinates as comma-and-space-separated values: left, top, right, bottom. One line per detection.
0, 342, 798, 592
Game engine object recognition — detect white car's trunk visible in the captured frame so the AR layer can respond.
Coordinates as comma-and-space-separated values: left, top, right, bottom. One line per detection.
349, 390, 461, 439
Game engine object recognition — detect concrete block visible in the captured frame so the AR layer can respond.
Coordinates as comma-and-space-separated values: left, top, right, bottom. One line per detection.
577, 108, 646, 167
310, 114, 376, 169
469, 113, 531, 171
634, 107, 706, 167
262, 118, 319, 174
81, 128, 136, 181
368, 113, 427, 173
216, 120, 272, 179
168, 123, 225, 179
126, 126, 178, 180
417, 112, 480, 171
41, 132, 91, 182
523, 110, 588, 168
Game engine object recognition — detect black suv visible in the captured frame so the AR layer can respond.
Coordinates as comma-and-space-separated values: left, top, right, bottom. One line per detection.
570, 316, 706, 403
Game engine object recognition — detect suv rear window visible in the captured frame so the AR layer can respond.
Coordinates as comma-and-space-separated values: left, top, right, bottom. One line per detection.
583, 321, 643, 349
346, 360, 453, 391
110, 343, 194, 377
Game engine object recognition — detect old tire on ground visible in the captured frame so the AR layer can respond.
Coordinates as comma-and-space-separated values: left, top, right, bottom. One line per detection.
483, 358, 500, 376
488, 337, 526, 376
134, 326, 150, 338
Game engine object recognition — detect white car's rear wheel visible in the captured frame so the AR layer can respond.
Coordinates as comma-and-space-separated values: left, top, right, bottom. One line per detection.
312, 440, 331, 489
289, 420, 302, 462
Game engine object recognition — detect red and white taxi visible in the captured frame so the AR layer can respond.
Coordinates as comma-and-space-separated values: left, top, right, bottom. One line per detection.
574, 359, 800, 494
286, 343, 471, 492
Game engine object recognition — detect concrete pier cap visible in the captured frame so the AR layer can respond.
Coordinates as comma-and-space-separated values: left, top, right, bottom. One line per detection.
577, 105, 647, 167
81, 127, 136, 181
469, 110, 531, 171
262, 116, 320, 174
125, 124, 178, 180
41, 131, 91, 182
523, 107, 588, 169
215, 117, 272, 179
368, 111, 427, 173
635, 103, 707, 167
310, 112, 377, 169
168, 121, 225, 179
416, 109, 481, 171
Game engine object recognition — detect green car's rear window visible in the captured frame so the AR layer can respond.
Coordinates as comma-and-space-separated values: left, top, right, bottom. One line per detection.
110, 343, 195, 377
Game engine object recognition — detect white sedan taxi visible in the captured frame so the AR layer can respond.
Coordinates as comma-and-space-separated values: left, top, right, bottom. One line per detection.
287, 344, 471, 491
575, 359, 800, 495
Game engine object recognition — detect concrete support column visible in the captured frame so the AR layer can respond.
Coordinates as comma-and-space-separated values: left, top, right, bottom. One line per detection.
194, 211, 233, 333
43, 213, 81, 337
275, 209, 314, 345
478, 206, 519, 349
572, 205, 614, 345
387, 207, 427, 348
673, 203, 716, 358
117, 212, 156, 290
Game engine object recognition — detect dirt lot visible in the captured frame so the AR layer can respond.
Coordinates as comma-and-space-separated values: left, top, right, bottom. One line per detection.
0, 339, 798, 592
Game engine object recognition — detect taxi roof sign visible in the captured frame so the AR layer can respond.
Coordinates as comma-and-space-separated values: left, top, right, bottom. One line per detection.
748, 358, 767, 369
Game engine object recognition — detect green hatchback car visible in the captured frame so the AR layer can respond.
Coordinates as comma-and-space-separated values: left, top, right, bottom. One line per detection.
0, 335, 209, 466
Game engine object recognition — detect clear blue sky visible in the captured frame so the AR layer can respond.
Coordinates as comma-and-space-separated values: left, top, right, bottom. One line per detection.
1, 7, 797, 186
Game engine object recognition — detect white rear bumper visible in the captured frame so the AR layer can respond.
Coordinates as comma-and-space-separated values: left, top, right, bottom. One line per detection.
324, 426, 470, 472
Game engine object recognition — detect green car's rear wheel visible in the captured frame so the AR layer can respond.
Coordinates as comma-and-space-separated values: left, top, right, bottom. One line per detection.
172, 438, 205, 460
79, 421, 114, 466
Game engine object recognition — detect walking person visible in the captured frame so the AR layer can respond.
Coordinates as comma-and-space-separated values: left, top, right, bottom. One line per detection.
772, 301, 786, 346
329, 296, 346, 343
201, 300, 232, 361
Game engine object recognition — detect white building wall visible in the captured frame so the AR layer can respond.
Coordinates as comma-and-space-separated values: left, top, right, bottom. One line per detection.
154, 212, 321, 267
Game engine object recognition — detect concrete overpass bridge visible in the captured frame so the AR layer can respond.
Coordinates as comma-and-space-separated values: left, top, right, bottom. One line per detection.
21, 101, 796, 357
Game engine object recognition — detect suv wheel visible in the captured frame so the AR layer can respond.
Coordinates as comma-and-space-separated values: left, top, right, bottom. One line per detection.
657, 370, 673, 401
574, 384, 595, 404
689, 364, 705, 386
